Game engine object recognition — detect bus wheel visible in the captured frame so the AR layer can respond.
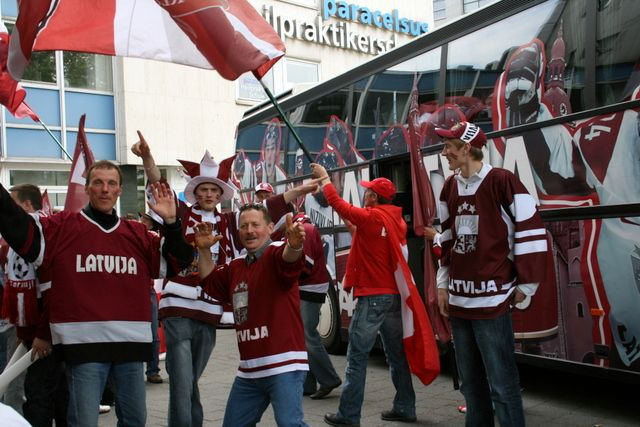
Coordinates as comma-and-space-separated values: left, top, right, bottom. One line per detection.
319, 283, 345, 354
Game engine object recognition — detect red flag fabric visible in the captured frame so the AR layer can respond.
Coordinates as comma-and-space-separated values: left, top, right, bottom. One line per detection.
377, 207, 440, 385
8, 0, 285, 82
64, 114, 95, 212
0, 21, 38, 121
407, 74, 451, 343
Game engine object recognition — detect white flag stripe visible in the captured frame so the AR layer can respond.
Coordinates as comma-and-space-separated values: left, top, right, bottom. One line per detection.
114, 0, 211, 67
225, 10, 284, 60
514, 239, 547, 255
237, 363, 309, 379
394, 265, 414, 339
239, 350, 308, 369
50, 320, 151, 345
159, 296, 223, 315
449, 288, 514, 309
514, 228, 546, 238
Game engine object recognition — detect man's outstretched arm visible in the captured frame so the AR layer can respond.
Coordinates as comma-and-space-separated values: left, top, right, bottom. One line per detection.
0, 184, 40, 262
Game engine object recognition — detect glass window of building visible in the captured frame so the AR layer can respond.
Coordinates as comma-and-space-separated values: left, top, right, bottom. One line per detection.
285, 58, 319, 88
463, 0, 496, 14
63, 52, 113, 91
433, 0, 446, 21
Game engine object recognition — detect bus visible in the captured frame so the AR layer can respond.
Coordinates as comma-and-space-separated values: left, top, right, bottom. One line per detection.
231, 0, 640, 382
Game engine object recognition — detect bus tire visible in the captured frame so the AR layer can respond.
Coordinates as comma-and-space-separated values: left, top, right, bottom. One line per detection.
319, 283, 345, 354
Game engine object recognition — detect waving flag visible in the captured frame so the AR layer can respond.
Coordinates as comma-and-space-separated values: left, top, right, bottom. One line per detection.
407, 74, 451, 343
64, 114, 95, 212
377, 207, 440, 385
8, 0, 285, 82
0, 21, 38, 120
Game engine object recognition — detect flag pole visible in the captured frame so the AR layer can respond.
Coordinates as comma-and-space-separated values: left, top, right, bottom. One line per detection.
257, 79, 313, 163
37, 119, 72, 160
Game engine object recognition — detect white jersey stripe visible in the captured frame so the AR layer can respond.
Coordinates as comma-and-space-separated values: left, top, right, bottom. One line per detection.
237, 363, 309, 379
159, 296, 223, 315
50, 321, 151, 345
514, 239, 547, 255
239, 350, 307, 370
514, 228, 546, 238
163, 281, 199, 300
449, 288, 515, 309
299, 282, 329, 293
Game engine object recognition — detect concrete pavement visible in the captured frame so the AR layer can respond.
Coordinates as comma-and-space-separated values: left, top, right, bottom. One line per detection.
100, 328, 637, 426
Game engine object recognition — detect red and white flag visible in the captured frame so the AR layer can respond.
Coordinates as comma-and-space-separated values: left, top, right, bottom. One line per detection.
0, 21, 38, 121
377, 208, 440, 385
407, 74, 451, 343
64, 114, 95, 212
8, 0, 285, 81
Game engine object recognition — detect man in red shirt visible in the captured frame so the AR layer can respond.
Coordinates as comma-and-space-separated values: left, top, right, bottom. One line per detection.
310, 164, 416, 427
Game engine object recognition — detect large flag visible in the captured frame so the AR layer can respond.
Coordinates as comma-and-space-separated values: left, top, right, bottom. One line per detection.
8, 0, 285, 81
64, 114, 95, 212
0, 21, 38, 120
407, 73, 451, 343
377, 208, 440, 385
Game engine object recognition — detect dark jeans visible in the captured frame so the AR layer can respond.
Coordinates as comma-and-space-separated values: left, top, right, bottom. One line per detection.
451, 313, 525, 427
23, 353, 68, 427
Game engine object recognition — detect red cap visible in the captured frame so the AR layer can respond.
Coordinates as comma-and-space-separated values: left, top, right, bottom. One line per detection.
435, 121, 487, 149
359, 177, 396, 200
255, 182, 274, 194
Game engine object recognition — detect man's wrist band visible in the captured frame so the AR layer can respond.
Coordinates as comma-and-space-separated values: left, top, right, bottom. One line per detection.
286, 241, 303, 251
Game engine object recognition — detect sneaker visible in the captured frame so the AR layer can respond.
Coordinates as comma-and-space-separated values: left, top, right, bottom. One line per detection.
99, 405, 111, 414
159, 352, 166, 361
380, 409, 417, 423
147, 374, 163, 384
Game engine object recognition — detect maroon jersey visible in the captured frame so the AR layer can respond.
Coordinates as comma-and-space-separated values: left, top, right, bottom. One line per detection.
159, 194, 289, 325
202, 242, 308, 378
439, 164, 547, 319
34, 211, 163, 363
298, 220, 330, 303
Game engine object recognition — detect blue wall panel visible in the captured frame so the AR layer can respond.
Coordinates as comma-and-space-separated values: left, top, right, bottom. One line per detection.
7, 128, 63, 158
65, 93, 115, 130
6, 88, 61, 126
1, 0, 18, 17
67, 131, 116, 161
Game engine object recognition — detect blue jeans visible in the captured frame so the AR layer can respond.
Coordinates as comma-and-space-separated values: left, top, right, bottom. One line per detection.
146, 290, 160, 376
66, 361, 145, 427
300, 300, 341, 394
337, 294, 415, 424
223, 370, 308, 427
451, 313, 525, 427
164, 317, 215, 427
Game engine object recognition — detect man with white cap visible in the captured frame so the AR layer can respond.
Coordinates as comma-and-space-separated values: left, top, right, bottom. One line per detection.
434, 121, 547, 426
132, 133, 316, 427
254, 182, 274, 202
310, 164, 416, 427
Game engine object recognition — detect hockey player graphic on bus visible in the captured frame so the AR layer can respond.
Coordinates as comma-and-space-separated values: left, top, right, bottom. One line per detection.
324, 115, 365, 165
255, 118, 287, 193
492, 30, 640, 368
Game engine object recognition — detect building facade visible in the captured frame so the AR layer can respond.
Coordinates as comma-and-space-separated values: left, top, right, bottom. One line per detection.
0, 0, 432, 214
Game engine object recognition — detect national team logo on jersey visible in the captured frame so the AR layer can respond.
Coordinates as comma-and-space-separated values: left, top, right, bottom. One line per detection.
454, 202, 478, 254
232, 281, 249, 325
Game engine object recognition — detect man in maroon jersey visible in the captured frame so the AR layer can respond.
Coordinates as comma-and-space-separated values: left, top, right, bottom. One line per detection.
0, 161, 193, 427
131, 132, 317, 427
310, 164, 416, 427
195, 205, 310, 426
435, 122, 547, 426
1, 184, 67, 426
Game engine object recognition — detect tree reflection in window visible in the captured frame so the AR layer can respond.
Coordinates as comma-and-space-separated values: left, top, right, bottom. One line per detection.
63, 52, 112, 91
